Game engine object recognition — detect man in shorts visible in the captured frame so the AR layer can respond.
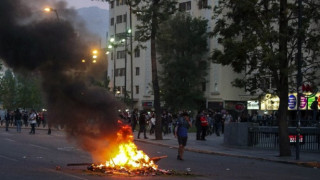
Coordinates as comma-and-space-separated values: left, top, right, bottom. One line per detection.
175, 112, 192, 160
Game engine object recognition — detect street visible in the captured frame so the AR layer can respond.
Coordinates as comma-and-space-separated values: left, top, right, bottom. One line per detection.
0, 128, 319, 180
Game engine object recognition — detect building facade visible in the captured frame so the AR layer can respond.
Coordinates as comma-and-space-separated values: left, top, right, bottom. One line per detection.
107, 0, 255, 112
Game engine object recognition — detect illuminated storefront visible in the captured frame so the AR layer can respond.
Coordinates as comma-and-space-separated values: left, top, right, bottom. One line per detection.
257, 93, 320, 111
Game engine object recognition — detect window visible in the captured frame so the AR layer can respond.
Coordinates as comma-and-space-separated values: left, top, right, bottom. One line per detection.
115, 69, 119, 76
202, 82, 206, 92
116, 15, 122, 24
123, 14, 127, 23
115, 68, 125, 77
136, 14, 142, 21
134, 31, 141, 40
121, 86, 125, 94
110, 1, 114, 9
134, 48, 140, 57
198, 0, 208, 9
116, 0, 125, 6
120, 68, 126, 76
110, 18, 114, 26
136, 67, 140, 76
117, 50, 126, 59
179, 1, 191, 11
135, 86, 139, 94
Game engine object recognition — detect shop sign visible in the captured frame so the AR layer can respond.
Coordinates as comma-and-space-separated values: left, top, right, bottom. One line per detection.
142, 101, 153, 107
300, 96, 307, 109
247, 101, 259, 110
287, 93, 319, 110
235, 103, 245, 112
288, 95, 296, 109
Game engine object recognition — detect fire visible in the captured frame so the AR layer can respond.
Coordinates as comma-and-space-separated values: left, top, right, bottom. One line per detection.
96, 121, 157, 171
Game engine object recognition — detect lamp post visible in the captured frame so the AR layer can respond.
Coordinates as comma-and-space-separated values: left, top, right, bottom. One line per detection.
296, 0, 303, 160
129, 2, 134, 111
44, 7, 60, 21
107, 26, 132, 99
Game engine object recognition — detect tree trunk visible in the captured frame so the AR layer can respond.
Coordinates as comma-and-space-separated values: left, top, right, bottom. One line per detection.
151, 0, 162, 140
278, 0, 291, 156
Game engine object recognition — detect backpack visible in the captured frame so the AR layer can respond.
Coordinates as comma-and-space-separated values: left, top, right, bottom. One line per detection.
200, 115, 208, 127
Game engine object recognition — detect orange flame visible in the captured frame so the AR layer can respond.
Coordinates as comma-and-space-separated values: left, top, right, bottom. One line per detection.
97, 121, 157, 171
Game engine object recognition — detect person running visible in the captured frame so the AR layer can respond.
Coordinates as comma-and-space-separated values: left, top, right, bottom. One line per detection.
175, 112, 192, 161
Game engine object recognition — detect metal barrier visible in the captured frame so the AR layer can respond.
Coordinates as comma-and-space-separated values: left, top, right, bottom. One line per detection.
248, 126, 320, 152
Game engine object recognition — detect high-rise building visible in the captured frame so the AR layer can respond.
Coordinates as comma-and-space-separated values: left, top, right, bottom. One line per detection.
107, 0, 251, 112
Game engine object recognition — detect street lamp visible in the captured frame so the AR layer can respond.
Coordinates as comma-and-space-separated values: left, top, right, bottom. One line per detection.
43, 7, 60, 21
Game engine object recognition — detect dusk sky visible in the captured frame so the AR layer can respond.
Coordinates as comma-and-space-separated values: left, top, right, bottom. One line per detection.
66, 0, 109, 9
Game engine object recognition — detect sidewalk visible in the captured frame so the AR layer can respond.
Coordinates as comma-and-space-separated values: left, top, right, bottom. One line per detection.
134, 131, 320, 168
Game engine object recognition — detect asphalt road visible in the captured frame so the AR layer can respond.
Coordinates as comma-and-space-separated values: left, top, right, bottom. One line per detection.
0, 128, 319, 180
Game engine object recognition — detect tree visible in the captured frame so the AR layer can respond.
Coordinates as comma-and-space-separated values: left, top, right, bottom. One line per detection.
0, 69, 16, 110
211, 0, 320, 156
157, 13, 209, 112
98, 0, 177, 139
131, 0, 177, 140
15, 74, 44, 110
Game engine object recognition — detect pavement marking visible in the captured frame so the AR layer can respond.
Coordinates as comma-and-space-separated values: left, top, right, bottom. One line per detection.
57, 147, 75, 151
0, 155, 18, 162
4, 138, 16, 142
43, 168, 89, 180
29, 144, 49, 150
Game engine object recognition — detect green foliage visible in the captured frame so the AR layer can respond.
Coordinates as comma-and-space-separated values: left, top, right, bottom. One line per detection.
157, 13, 209, 112
211, 0, 320, 95
0, 69, 16, 110
0, 70, 44, 111
15, 74, 44, 110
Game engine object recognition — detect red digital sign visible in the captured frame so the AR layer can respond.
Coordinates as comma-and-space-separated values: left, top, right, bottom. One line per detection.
289, 135, 303, 143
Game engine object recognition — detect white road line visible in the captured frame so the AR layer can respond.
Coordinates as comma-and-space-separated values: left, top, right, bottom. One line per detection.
43, 168, 89, 180
0, 155, 18, 162
4, 138, 16, 142
29, 144, 49, 150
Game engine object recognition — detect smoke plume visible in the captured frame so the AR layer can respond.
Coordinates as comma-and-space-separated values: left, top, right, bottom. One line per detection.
0, 0, 122, 161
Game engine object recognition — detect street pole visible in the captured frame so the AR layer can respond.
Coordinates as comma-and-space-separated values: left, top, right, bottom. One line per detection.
129, 3, 134, 110
113, 24, 117, 94
124, 12, 128, 103
53, 9, 60, 21
296, 0, 303, 160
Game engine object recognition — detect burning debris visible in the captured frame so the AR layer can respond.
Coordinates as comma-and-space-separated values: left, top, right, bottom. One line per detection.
74, 121, 172, 176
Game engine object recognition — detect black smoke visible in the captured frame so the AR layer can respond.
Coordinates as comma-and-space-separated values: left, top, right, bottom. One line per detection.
0, 0, 121, 161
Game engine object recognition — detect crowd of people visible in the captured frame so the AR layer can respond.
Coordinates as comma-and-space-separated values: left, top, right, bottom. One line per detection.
1, 109, 48, 134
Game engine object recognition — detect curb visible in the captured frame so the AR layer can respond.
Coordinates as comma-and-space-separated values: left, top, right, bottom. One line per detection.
135, 139, 320, 169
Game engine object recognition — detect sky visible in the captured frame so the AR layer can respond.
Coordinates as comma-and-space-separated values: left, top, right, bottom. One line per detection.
66, 0, 109, 9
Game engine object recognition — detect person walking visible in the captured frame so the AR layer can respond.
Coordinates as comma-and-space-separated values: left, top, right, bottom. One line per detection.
200, 112, 209, 140
149, 113, 156, 135
5, 111, 10, 131
137, 111, 148, 139
175, 112, 192, 161
14, 109, 22, 133
29, 110, 37, 134
195, 110, 203, 140
131, 109, 138, 132
214, 111, 223, 136
311, 96, 319, 122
